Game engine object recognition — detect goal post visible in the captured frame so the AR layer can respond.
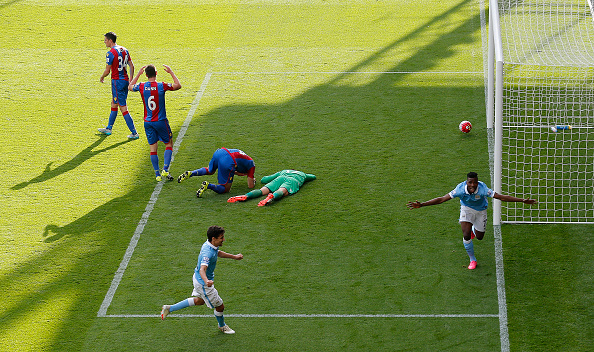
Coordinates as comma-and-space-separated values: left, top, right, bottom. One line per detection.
488, 0, 594, 224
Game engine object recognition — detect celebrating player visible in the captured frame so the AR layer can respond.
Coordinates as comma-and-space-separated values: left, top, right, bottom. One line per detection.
161, 226, 243, 334
98, 32, 139, 139
228, 169, 316, 206
177, 148, 256, 197
406, 172, 537, 270
129, 64, 181, 181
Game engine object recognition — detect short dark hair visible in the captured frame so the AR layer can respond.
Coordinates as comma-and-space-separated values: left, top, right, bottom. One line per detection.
104, 32, 117, 43
145, 64, 156, 78
467, 172, 478, 180
207, 226, 225, 242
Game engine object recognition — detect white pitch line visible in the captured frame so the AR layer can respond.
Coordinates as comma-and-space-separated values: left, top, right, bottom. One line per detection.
104, 314, 499, 319
493, 225, 510, 352
479, 0, 510, 349
211, 71, 482, 75
97, 73, 212, 317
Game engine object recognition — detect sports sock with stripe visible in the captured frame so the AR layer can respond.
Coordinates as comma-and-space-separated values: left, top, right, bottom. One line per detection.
150, 152, 160, 176
107, 108, 117, 129
163, 147, 173, 172
214, 309, 225, 327
122, 111, 136, 134
463, 238, 476, 262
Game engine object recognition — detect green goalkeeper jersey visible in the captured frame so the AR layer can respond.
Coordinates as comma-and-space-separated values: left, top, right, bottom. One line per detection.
260, 170, 316, 194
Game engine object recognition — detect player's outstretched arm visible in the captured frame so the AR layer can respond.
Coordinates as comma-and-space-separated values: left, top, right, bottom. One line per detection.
305, 174, 316, 181
494, 193, 537, 204
261, 171, 281, 184
218, 251, 244, 260
407, 194, 452, 209
163, 65, 182, 90
128, 66, 146, 91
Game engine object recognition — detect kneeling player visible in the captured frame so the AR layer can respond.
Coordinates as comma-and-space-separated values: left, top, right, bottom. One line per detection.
178, 148, 256, 197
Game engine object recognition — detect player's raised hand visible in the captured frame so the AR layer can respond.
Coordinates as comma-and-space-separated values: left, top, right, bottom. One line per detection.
523, 198, 538, 205
407, 201, 422, 209
138, 65, 146, 75
163, 64, 173, 73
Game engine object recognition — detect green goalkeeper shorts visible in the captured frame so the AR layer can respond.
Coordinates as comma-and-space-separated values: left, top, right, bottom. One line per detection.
265, 176, 301, 194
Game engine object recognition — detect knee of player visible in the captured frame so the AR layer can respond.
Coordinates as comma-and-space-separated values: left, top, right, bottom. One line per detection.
195, 297, 205, 306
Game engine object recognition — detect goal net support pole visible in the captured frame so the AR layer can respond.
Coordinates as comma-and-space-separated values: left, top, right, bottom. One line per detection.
488, 0, 504, 226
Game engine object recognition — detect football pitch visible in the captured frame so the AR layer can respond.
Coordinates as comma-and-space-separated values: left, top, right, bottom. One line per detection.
1, 1, 591, 351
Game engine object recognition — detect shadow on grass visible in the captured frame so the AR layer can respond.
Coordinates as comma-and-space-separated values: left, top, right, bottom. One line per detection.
11, 135, 132, 190
0, 1, 505, 351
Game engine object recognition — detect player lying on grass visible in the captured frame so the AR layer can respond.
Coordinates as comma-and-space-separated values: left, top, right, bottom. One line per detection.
161, 226, 243, 334
228, 169, 316, 206
406, 172, 537, 270
177, 148, 256, 197
129, 64, 181, 181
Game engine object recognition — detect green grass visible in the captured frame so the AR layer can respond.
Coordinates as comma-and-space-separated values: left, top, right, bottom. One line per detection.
0, 1, 591, 351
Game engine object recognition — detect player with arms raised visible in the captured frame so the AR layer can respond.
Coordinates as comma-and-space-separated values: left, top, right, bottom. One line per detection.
98, 32, 139, 139
129, 64, 181, 181
407, 172, 537, 270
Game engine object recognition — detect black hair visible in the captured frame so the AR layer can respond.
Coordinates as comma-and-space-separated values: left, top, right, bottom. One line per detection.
104, 32, 117, 43
145, 64, 156, 78
467, 172, 478, 180
207, 226, 225, 242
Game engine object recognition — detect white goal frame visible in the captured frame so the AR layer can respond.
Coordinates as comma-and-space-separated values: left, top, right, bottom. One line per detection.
487, 0, 594, 225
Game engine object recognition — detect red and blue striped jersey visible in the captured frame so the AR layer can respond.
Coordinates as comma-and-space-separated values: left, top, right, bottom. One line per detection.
106, 45, 131, 81
226, 148, 256, 178
132, 81, 175, 122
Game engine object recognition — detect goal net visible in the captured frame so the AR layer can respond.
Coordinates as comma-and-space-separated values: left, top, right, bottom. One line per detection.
489, 0, 594, 224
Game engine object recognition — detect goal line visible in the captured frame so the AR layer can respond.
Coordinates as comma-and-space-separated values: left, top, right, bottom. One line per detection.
102, 313, 499, 319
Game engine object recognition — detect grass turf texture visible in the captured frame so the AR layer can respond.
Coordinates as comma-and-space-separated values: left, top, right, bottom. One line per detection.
0, 0, 591, 351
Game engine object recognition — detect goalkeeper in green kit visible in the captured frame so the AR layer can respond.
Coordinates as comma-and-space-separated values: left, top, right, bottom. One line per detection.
227, 170, 316, 206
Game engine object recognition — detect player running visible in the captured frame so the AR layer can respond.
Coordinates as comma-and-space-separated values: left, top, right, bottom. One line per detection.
98, 32, 139, 139
228, 169, 316, 206
129, 64, 181, 181
177, 148, 256, 197
161, 226, 243, 334
406, 172, 537, 270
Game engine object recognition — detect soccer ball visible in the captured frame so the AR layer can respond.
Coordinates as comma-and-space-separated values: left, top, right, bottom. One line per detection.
459, 120, 472, 133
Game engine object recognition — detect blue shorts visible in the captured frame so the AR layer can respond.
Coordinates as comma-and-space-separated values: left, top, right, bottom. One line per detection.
144, 120, 172, 145
208, 149, 235, 185
111, 79, 129, 106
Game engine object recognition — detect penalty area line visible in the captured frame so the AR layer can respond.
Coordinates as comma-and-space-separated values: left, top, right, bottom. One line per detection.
210, 71, 483, 75
103, 313, 499, 319
97, 73, 213, 318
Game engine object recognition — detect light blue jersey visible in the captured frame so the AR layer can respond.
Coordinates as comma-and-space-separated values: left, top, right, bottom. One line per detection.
449, 181, 495, 211
194, 240, 219, 285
